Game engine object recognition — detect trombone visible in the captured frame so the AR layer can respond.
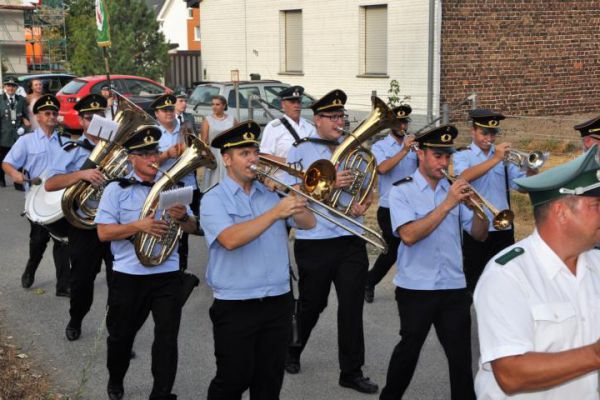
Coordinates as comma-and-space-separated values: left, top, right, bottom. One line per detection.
505, 149, 548, 170
441, 169, 514, 230
253, 154, 388, 253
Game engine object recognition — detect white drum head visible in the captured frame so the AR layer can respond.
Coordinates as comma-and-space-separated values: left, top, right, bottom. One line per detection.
24, 181, 66, 224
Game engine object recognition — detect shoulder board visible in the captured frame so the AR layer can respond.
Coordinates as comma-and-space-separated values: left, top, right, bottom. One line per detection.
455, 146, 471, 152
392, 176, 413, 186
270, 119, 282, 127
117, 177, 138, 188
495, 247, 525, 265
61, 141, 79, 152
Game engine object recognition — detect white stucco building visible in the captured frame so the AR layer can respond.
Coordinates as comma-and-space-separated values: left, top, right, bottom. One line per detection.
198, 0, 441, 118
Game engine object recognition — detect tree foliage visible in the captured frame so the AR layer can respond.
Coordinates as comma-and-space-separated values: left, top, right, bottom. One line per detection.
387, 79, 411, 108
65, 0, 169, 80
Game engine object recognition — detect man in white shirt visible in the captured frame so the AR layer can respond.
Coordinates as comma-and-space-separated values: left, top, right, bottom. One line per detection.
474, 144, 600, 399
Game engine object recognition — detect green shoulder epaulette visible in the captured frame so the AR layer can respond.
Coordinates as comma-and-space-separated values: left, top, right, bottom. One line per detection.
495, 247, 525, 265
392, 176, 413, 186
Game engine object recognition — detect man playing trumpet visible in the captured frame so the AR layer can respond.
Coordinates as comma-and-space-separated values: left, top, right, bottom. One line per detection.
380, 125, 488, 400
453, 109, 538, 293
95, 126, 197, 400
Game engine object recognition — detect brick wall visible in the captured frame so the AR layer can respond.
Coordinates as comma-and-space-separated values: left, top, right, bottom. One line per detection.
441, 1, 600, 117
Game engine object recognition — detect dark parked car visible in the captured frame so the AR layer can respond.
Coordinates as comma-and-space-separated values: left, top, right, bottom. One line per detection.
6, 73, 77, 96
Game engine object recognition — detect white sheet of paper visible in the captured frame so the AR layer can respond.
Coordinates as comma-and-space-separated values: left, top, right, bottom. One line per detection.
88, 114, 119, 141
158, 186, 193, 210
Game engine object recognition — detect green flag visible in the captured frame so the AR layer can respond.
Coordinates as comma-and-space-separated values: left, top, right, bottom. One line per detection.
95, 0, 111, 48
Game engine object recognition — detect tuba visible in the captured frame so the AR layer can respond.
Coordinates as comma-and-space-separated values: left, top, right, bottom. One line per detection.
61, 93, 156, 229
328, 96, 400, 214
134, 134, 216, 266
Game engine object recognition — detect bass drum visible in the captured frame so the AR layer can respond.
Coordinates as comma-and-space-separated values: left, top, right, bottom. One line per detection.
24, 179, 69, 243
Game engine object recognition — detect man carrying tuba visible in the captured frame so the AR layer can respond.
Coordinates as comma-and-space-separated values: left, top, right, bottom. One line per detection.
95, 126, 197, 400
44, 94, 113, 341
283, 89, 379, 394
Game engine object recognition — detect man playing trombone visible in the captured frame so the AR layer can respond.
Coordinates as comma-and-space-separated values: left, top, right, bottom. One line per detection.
453, 109, 538, 293
95, 126, 197, 400
200, 121, 315, 399
380, 125, 488, 400
284, 89, 379, 394
44, 94, 113, 341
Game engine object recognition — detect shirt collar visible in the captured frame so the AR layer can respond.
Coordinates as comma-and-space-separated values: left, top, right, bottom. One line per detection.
222, 174, 265, 196
159, 121, 180, 135
532, 229, 585, 280
413, 169, 448, 193
35, 128, 59, 141
470, 140, 495, 157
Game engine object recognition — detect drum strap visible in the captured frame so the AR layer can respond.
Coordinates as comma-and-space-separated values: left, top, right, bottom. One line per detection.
62, 139, 95, 152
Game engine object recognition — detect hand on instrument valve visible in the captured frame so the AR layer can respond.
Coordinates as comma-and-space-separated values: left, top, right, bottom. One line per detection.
79, 168, 105, 187
402, 135, 416, 154
348, 191, 373, 217
136, 211, 169, 237
445, 178, 473, 209
166, 204, 187, 221
493, 142, 511, 162
166, 143, 185, 159
335, 169, 354, 189
273, 193, 308, 219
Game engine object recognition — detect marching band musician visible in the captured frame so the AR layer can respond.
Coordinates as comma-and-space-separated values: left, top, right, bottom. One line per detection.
95, 126, 197, 400
200, 121, 315, 399
380, 125, 488, 400
453, 109, 537, 293
44, 94, 113, 341
474, 146, 600, 399
364, 104, 418, 304
575, 116, 600, 151
284, 89, 379, 394
2, 94, 71, 296
153, 94, 201, 271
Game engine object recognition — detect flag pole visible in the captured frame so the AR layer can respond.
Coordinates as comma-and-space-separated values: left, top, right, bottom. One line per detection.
96, 0, 113, 118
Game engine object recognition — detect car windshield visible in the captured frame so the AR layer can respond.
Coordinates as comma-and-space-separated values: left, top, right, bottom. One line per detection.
189, 85, 220, 106
60, 79, 87, 95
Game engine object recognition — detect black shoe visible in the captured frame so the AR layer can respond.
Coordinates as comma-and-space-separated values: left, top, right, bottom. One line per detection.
364, 285, 374, 303
14, 182, 25, 191
180, 272, 200, 307
107, 381, 124, 400
339, 376, 379, 394
56, 287, 71, 298
0, 179, 5, 187
21, 271, 34, 289
65, 320, 81, 341
284, 354, 300, 374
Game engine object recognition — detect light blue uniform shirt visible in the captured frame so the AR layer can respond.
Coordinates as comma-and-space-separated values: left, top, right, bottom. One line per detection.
285, 134, 363, 240
158, 120, 197, 188
46, 138, 92, 177
453, 142, 524, 231
95, 172, 191, 275
371, 134, 418, 208
200, 176, 292, 300
3, 128, 63, 191
390, 169, 474, 290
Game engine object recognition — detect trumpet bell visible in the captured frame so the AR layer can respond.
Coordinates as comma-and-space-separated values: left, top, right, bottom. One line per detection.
493, 209, 515, 230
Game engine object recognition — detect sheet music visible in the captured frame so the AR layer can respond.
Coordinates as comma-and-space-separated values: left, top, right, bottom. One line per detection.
88, 114, 119, 141
157, 186, 193, 210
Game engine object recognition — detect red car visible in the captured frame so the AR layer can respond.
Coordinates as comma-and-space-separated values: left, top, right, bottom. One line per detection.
56, 75, 171, 131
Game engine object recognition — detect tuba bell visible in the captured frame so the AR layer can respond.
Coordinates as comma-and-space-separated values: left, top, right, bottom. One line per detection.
61, 92, 157, 229
134, 134, 216, 266
328, 96, 400, 214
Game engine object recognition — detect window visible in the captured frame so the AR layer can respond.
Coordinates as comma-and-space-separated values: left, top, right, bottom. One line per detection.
360, 5, 388, 76
280, 10, 302, 73
194, 26, 201, 41
227, 86, 260, 108
122, 79, 165, 96
60, 79, 88, 95
189, 85, 220, 106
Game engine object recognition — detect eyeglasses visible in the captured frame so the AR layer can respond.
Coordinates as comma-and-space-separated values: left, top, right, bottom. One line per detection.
319, 114, 345, 122
132, 152, 159, 158
82, 112, 104, 121
41, 111, 58, 117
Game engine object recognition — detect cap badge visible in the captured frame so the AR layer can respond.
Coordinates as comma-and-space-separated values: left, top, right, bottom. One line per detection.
144, 135, 154, 144
441, 133, 452, 143
243, 132, 255, 141
332, 98, 343, 106
164, 99, 173, 106
90, 101, 100, 109
397, 110, 406, 117
489, 120, 499, 127
45, 99, 54, 106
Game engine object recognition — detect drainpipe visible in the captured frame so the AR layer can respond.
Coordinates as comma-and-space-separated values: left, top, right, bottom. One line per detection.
426, 0, 436, 124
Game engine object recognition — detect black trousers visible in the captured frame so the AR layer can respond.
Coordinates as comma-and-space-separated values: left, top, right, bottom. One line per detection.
0, 146, 9, 182
366, 207, 401, 288
462, 229, 515, 292
380, 287, 475, 400
207, 292, 292, 400
67, 226, 113, 324
106, 271, 182, 400
26, 221, 70, 291
178, 188, 200, 271
290, 236, 368, 378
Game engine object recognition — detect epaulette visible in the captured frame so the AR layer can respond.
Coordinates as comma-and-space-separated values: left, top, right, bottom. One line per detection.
117, 178, 154, 188
494, 247, 525, 265
62, 140, 95, 152
455, 146, 471, 152
293, 137, 338, 147
392, 176, 413, 186
61, 141, 78, 152
270, 119, 282, 127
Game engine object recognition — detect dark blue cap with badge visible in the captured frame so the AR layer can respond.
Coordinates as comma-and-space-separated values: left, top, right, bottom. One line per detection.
310, 89, 347, 114
574, 116, 600, 139
211, 120, 261, 151
150, 94, 177, 110
415, 124, 458, 153
123, 125, 162, 153
33, 94, 60, 114
514, 144, 600, 206
393, 104, 412, 121
469, 108, 505, 133
3, 77, 18, 87
278, 85, 304, 101
74, 94, 107, 114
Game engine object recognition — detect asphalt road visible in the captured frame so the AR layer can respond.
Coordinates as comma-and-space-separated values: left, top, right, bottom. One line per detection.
0, 183, 481, 400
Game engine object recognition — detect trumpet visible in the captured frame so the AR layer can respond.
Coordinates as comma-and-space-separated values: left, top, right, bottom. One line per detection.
441, 169, 514, 230
253, 154, 388, 253
505, 149, 548, 170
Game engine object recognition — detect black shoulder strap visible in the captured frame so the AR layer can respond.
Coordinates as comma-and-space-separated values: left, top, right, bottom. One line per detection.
117, 178, 154, 188
295, 137, 339, 147
503, 164, 511, 209
62, 140, 95, 152
279, 117, 302, 145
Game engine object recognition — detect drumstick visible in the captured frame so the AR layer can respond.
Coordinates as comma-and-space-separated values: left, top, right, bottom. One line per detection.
23, 177, 42, 185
